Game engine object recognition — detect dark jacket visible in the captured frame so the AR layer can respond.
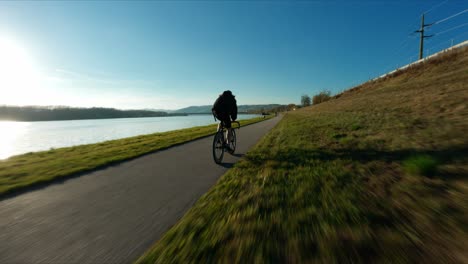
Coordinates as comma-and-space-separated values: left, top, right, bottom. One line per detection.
212, 93, 237, 121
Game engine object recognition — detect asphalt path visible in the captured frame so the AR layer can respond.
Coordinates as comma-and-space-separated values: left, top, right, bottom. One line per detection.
0, 116, 282, 264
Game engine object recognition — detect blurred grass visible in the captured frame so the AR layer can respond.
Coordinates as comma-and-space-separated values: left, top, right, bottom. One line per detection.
137, 47, 468, 263
0, 116, 271, 195
403, 155, 438, 177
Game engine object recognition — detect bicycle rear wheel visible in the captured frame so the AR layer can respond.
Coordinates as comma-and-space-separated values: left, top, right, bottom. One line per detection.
212, 130, 224, 164
227, 129, 236, 154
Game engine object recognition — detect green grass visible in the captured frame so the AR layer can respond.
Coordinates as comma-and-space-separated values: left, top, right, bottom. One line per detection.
403, 155, 439, 177
0, 116, 271, 195
137, 48, 468, 263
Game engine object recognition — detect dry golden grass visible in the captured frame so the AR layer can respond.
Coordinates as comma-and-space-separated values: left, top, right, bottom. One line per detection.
137, 46, 467, 263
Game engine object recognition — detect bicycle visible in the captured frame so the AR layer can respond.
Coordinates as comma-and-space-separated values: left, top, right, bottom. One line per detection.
212, 118, 240, 164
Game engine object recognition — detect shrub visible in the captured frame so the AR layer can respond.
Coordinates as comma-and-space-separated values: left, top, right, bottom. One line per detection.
403, 155, 438, 177
313, 90, 332, 105
350, 123, 363, 131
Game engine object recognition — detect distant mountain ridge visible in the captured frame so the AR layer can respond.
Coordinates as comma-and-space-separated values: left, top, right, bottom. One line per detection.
172, 104, 284, 114
0, 104, 285, 121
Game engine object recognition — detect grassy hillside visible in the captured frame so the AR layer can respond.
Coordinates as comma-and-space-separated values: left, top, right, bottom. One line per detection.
137, 47, 467, 263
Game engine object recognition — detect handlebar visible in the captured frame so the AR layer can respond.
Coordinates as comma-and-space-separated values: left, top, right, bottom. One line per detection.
216, 120, 240, 130
232, 121, 240, 129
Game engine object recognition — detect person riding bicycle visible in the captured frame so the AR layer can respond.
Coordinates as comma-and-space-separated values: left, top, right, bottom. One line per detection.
212, 90, 237, 151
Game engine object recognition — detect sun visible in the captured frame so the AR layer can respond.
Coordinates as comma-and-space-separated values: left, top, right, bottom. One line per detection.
0, 36, 42, 105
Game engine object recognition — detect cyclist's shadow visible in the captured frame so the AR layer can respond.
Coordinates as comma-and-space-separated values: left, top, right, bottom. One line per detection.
219, 153, 244, 168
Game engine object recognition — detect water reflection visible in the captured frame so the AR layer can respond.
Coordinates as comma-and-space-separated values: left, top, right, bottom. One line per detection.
0, 121, 29, 159
0, 114, 258, 159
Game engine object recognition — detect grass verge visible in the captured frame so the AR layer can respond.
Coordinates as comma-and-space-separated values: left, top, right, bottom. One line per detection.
136, 48, 467, 262
0, 116, 272, 196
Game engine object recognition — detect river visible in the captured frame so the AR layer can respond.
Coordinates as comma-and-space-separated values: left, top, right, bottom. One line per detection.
0, 114, 259, 159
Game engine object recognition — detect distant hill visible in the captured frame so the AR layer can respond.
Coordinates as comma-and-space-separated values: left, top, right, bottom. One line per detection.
0, 104, 286, 121
144, 108, 177, 113
0, 106, 185, 122
173, 104, 285, 114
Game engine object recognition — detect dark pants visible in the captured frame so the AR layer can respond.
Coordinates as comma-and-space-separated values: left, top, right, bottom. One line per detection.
217, 113, 232, 128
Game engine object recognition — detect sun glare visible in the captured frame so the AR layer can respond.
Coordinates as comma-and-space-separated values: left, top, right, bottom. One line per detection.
0, 121, 28, 159
0, 36, 42, 105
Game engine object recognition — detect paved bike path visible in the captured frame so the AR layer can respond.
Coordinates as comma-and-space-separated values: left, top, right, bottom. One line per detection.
0, 116, 282, 264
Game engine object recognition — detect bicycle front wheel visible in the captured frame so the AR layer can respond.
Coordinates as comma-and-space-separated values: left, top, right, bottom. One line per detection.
212, 131, 224, 164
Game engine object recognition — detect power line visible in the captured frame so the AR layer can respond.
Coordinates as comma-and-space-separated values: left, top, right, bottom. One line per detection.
382, 35, 419, 77
391, 35, 418, 56
382, 31, 419, 76
380, 4, 467, 80
383, 24, 425, 74
451, 29, 468, 40
425, 39, 451, 54
412, 8, 468, 59
424, 0, 449, 14
425, 30, 468, 54
446, 30, 468, 45
435, 22, 468, 35
434, 9, 468, 25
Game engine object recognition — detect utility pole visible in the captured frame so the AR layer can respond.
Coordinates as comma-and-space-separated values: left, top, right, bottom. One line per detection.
415, 14, 434, 60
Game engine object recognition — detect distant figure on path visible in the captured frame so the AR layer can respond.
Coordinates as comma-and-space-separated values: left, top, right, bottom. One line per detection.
212, 90, 238, 151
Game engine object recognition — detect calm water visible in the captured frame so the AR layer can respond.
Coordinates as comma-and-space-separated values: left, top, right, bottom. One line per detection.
0, 114, 258, 159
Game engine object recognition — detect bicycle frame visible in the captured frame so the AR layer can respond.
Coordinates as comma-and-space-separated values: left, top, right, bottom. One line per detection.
217, 121, 240, 132
212, 117, 240, 164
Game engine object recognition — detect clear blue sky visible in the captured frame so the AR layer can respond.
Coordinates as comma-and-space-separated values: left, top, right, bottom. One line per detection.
0, 0, 466, 109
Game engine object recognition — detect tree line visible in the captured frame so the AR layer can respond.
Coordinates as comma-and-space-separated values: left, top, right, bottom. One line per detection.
301, 90, 332, 107
0, 106, 185, 121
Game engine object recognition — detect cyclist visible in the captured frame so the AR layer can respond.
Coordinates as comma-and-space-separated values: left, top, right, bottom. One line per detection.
212, 90, 238, 151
